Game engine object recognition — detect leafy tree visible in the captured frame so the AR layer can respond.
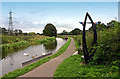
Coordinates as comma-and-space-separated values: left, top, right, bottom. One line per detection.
29, 32, 36, 36
19, 29, 22, 34
37, 33, 40, 35
2, 27, 8, 35
14, 29, 22, 36
69, 28, 82, 35
89, 23, 106, 31
43, 23, 57, 37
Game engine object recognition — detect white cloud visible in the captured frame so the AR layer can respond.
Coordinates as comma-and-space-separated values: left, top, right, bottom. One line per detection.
20, 21, 23, 24
22, 27, 43, 33
32, 21, 39, 25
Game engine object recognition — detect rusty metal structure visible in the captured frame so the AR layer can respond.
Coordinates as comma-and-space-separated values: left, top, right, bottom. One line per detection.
79, 12, 101, 63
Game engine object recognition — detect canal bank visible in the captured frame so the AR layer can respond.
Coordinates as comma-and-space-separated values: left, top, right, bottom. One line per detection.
2, 38, 71, 78
1, 38, 66, 76
18, 38, 76, 78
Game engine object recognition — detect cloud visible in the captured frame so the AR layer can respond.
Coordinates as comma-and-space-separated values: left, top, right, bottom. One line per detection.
22, 27, 43, 33
2, 14, 95, 33
32, 21, 39, 25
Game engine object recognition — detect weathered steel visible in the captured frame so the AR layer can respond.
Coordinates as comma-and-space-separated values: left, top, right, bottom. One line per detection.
80, 12, 100, 64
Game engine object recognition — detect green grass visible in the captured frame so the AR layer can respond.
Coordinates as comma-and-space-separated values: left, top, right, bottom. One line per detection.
2, 35, 48, 44
1, 37, 55, 59
1, 41, 30, 59
54, 55, 119, 78
2, 38, 71, 79
54, 36, 119, 78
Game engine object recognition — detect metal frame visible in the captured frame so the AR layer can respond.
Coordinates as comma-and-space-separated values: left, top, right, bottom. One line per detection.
79, 12, 101, 63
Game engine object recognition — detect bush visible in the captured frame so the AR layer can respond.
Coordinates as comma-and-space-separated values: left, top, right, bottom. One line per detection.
90, 21, 120, 66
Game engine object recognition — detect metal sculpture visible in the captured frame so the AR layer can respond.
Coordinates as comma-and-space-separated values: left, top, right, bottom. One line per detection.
79, 12, 101, 64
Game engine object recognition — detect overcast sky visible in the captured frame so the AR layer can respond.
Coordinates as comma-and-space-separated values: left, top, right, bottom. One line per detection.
2, 2, 118, 33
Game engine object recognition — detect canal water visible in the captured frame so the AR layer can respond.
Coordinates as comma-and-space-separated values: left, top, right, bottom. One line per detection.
1, 38, 66, 76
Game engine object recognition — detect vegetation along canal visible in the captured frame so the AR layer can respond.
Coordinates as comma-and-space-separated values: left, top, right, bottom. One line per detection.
1, 38, 66, 76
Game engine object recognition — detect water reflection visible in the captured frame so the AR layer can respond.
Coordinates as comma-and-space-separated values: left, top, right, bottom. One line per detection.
43, 40, 57, 50
1, 38, 65, 76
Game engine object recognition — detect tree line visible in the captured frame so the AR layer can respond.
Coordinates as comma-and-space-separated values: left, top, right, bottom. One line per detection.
1, 20, 115, 36
0, 23, 83, 36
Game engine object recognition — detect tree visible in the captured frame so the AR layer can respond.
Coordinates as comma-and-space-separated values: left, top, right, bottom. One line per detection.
29, 32, 36, 36
37, 33, 40, 35
60, 30, 69, 35
89, 23, 106, 31
69, 28, 82, 35
2, 27, 8, 35
43, 23, 57, 37
14, 29, 22, 36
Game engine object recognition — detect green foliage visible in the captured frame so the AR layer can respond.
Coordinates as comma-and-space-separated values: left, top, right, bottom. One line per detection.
86, 32, 93, 50
90, 22, 120, 65
59, 30, 69, 35
1, 35, 55, 59
36, 37, 55, 44
29, 32, 36, 35
59, 28, 82, 35
1, 41, 30, 59
2, 41, 30, 52
2, 39, 71, 79
43, 23, 57, 37
2, 35, 48, 44
70, 35, 82, 51
69, 28, 82, 35
54, 55, 119, 77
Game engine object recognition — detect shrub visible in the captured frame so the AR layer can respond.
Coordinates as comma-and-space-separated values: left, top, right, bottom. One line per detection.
90, 21, 120, 66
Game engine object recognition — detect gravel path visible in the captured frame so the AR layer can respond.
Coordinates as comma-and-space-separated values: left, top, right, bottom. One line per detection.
17, 38, 76, 78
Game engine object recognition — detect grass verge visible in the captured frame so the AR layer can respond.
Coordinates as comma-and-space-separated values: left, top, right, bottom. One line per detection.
54, 55, 119, 78
2, 38, 71, 79
54, 38, 119, 78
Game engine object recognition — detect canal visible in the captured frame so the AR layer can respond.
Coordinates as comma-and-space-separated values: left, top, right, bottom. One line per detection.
1, 38, 66, 76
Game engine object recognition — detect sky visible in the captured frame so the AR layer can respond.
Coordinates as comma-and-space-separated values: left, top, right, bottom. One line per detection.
1, 2, 118, 33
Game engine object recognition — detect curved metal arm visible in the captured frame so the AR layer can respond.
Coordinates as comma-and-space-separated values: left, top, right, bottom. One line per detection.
79, 12, 100, 63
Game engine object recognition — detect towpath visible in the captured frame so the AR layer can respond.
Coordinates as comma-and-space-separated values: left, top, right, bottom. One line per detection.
18, 38, 76, 78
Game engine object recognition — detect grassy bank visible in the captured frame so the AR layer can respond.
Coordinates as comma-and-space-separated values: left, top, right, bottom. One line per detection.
72, 35, 82, 51
54, 21, 120, 78
1, 36, 55, 59
2, 35, 48, 44
2, 38, 71, 79
54, 55, 119, 77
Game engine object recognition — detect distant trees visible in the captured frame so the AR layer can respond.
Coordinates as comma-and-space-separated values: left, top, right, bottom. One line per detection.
43, 23, 57, 37
1, 27, 8, 35
14, 29, 22, 36
59, 30, 69, 35
59, 28, 82, 35
69, 28, 82, 35
89, 20, 119, 31
29, 32, 36, 36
